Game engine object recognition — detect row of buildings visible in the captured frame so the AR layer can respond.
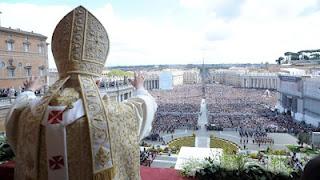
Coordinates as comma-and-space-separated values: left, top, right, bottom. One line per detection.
210, 68, 279, 90
0, 27, 48, 88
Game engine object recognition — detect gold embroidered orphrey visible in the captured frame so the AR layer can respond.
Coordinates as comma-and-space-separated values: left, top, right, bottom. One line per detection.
51, 5, 114, 175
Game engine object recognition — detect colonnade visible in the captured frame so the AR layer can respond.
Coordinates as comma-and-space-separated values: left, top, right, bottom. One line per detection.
144, 79, 159, 90
242, 77, 278, 90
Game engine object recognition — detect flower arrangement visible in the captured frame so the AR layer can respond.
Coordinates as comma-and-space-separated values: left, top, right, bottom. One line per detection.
180, 154, 302, 180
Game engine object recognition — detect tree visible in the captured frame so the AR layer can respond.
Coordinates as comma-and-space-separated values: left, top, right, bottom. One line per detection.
106, 69, 133, 77
310, 53, 320, 60
297, 132, 310, 147
302, 55, 309, 60
275, 57, 284, 65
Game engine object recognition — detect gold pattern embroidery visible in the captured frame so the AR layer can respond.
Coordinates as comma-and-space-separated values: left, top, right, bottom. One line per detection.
95, 146, 111, 167
79, 75, 113, 172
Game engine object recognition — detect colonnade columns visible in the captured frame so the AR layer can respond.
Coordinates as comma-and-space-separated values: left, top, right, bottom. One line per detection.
236, 77, 277, 90
144, 79, 160, 90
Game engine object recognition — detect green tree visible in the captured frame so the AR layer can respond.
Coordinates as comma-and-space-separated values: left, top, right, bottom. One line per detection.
297, 132, 310, 147
310, 53, 320, 60
107, 69, 133, 77
302, 55, 309, 60
276, 57, 284, 65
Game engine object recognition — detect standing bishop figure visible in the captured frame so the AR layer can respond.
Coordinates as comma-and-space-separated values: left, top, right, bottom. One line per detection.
6, 6, 157, 180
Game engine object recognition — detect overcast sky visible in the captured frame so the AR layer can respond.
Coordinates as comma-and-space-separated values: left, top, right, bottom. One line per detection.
1, 0, 320, 67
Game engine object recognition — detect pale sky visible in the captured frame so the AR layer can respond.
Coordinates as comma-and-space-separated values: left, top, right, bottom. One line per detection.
1, 0, 320, 67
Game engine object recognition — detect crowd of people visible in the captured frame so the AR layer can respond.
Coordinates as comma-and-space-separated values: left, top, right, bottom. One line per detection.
145, 83, 319, 145
152, 113, 199, 133
157, 103, 200, 113
238, 128, 274, 148
205, 84, 319, 133
0, 87, 43, 98
0, 87, 19, 97
140, 148, 156, 167
149, 85, 202, 135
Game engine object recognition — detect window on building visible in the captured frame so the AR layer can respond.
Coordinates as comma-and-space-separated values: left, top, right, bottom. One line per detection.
23, 36, 30, 52
39, 67, 45, 76
7, 42, 14, 51
23, 43, 30, 52
6, 35, 14, 51
7, 68, 15, 77
38, 45, 43, 53
25, 68, 32, 76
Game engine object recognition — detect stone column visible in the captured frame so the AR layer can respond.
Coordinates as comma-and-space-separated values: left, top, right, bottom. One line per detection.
269, 79, 272, 89
259, 79, 262, 89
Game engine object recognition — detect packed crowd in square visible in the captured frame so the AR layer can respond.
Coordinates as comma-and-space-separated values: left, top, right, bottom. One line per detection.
150, 85, 202, 134
205, 84, 319, 134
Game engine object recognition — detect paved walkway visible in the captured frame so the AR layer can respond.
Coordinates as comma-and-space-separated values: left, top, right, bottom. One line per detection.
147, 128, 298, 151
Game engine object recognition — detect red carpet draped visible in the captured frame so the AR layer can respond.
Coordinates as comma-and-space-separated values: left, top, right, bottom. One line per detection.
0, 161, 193, 180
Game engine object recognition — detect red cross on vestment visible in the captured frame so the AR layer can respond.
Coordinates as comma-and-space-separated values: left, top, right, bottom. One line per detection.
48, 110, 63, 124
49, 155, 65, 170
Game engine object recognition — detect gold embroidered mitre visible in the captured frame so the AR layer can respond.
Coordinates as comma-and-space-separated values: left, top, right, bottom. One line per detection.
52, 5, 109, 78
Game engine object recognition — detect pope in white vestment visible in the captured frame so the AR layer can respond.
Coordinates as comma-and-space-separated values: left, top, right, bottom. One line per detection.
5, 6, 157, 180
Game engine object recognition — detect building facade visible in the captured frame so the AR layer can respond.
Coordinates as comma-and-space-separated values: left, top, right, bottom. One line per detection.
100, 85, 134, 102
144, 73, 159, 90
0, 27, 48, 88
276, 75, 320, 127
210, 69, 278, 90
240, 73, 278, 90
183, 70, 200, 84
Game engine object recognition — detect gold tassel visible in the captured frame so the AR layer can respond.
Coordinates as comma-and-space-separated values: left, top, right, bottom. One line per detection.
94, 167, 115, 180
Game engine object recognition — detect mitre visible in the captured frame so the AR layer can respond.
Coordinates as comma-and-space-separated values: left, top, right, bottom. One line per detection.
52, 5, 109, 78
